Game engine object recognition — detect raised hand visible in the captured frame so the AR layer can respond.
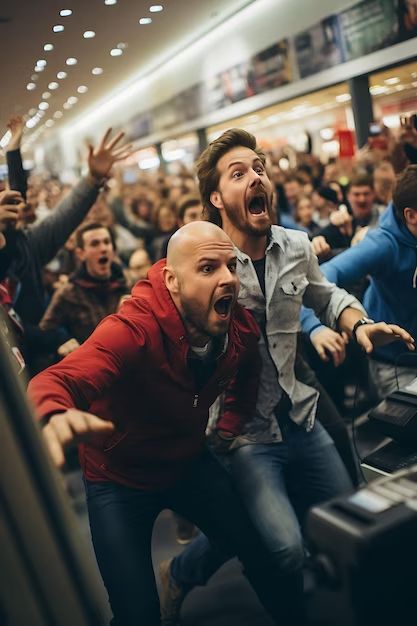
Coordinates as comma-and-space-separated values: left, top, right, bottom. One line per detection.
0, 190, 25, 232
6, 116, 25, 151
42, 408, 115, 468
87, 128, 133, 182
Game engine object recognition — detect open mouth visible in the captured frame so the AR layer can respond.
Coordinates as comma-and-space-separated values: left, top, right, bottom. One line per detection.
213, 295, 233, 317
98, 256, 109, 266
248, 194, 266, 215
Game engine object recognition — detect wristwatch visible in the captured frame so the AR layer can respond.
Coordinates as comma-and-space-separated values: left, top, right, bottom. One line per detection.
352, 317, 375, 342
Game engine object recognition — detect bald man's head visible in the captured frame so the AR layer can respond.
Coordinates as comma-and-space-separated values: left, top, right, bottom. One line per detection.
163, 220, 239, 346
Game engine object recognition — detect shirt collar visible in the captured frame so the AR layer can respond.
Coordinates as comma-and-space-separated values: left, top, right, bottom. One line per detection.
234, 226, 284, 264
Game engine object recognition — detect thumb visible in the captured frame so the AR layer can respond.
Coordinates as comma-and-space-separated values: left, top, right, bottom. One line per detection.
85, 414, 115, 433
357, 332, 374, 354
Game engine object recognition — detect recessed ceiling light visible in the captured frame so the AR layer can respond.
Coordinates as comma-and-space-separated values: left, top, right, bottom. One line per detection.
53, 24, 64, 32
110, 48, 123, 56
104, 0, 117, 4
77, 85, 88, 93
139, 17, 152, 24
54, 111, 63, 119
57, 71, 67, 79
67, 96, 78, 104
42, 92, 51, 99
63, 102, 72, 109
37, 59, 47, 67
336, 93, 351, 103
31, 74, 39, 81
83, 30, 95, 38
60, 9, 72, 16
35, 65, 45, 72
27, 83, 36, 91
92, 67, 104, 75
117, 42, 127, 49
29, 108, 37, 116
48, 82, 59, 90
66, 57, 77, 65
44, 43, 54, 51
149, 5, 163, 12
38, 110, 45, 118
45, 119, 55, 127
384, 77, 400, 85
39, 102, 50, 110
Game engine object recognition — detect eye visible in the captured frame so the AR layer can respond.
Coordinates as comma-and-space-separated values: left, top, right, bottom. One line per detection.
228, 262, 237, 273
254, 166, 264, 174
232, 170, 243, 179
201, 265, 213, 273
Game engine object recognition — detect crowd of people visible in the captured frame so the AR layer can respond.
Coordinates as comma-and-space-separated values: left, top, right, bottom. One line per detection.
1, 110, 417, 626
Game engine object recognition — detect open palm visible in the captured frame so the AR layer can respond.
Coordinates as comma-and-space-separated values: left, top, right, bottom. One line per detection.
88, 128, 133, 180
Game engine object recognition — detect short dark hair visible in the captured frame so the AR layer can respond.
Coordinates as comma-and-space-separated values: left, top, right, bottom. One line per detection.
75, 222, 114, 249
392, 165, 417, 224
348, 173, 374, 191
177, 195, 202, 222
196, 128, 266, 226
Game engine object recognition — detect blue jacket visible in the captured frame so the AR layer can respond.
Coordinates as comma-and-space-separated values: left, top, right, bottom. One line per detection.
301, 203, 417, 363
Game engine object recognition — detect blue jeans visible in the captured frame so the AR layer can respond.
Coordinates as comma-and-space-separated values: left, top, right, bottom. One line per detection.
171, 417, 352, 619
85, 448, 291, 626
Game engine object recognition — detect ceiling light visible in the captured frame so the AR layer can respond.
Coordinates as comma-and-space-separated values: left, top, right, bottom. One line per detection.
92, 67, 104, 75
77, 85, 88, 93
110, 48, 123, 56
320, 127, 334, 140
336, 93, 351, 103
28, 108, 37, 116
35, 65, 45, 72
53, 24, 64, 32
384, 77, 400, 85
37, 60, 47, 67
395, 84, 405, 91
44, 43, 54, 51
57, 71, 67, 79
412, 81, 417, 88
60, 9, 72, 16
42, 92, 51, 99
139, 17, 152, 24
54, 111, 63, 119
83, 30, 95, 38
38, 110, 45, 118
45, 119, 55, 127
48, 82, 59, 90
149, 5, 163, 12
63, 102, 72, 109
27, 83, 36, 91
117, 42, 127, 49
370, 85, 387, 95
31, 74, 39, 81
67, 96, 78, 104
39, 102, 49, 110
66, 57, 77, 65
104, 0, 117, 4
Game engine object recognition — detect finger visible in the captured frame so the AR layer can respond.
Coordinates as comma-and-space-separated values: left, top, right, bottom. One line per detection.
84, 413, 115, 434
112, 143, 133, 157
99, 128, 113, 149
357, 333, 374, 354
106, 131, 125, 151
49, 414, 74, 448
0, 190, 23, 203
315, 344, 329, 361
387, 325, 415, 343
114, 151, 134, 162
43, 426, 66, 468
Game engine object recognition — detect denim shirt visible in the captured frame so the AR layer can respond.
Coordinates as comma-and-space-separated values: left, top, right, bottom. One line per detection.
228, 225, 365, 446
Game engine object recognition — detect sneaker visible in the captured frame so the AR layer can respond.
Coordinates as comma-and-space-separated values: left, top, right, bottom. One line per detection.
159, 558, 186, 625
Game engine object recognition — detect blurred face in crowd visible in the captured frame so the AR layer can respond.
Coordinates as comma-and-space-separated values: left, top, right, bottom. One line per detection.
284, 179, 302, 205
210, 146, 274, 238
328, 181, 344, 203
157, 205, 178, 232
181, 203, 203, 225
76, 227, 114, 279
128, 248, 151, 282
296, 197, 314, 227
164, 223, 239, 345
348, 184, 375, 219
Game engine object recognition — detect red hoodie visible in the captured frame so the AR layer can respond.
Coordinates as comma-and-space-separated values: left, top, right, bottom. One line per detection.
28, 259, 260, 490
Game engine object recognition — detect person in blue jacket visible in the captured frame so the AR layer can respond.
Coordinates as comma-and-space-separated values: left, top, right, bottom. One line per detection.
301, 164, 417, 400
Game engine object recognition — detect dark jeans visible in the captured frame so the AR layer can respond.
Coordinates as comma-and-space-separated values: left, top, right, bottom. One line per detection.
85, 449, 293, 626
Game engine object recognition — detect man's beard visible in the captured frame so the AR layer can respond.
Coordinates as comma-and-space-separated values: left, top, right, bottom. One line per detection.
221, 192, 273, 237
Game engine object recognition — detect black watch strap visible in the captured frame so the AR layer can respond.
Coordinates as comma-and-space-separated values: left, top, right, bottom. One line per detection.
352, 317, 375, 342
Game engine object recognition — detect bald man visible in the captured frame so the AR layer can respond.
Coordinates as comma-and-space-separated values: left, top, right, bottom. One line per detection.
28, 221, 283, 626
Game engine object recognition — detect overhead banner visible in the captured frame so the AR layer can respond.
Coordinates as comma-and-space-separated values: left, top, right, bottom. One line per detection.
339, 0, 399, 60
295, 16, 345, 79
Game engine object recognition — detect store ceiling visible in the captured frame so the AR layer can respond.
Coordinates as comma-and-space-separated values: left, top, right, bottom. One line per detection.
0, 0, 254, 146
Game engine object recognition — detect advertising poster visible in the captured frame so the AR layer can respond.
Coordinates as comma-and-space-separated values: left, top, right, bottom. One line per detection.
249, 40, 292, 92
397, 0, 417, 41
295, 16, 345, 79
339, 0, 398, 60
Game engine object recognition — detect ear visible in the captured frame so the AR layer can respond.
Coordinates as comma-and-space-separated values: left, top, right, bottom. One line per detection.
404, 207, 417, 224
75, 246, 86, 262
163, 264, 179, 295
210, 190, 224, 210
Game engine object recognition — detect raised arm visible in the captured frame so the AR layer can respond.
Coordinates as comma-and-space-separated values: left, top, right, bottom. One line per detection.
6, 116, 27, 197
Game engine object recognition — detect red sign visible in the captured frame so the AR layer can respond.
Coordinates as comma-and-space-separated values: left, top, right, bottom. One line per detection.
338, 129, 355, 158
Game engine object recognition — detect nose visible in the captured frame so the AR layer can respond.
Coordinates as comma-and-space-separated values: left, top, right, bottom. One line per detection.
249, 168, 262, 188
219, 264, 238, 288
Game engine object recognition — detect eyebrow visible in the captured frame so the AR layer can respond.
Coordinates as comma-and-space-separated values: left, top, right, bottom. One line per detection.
227, 158, 263, 170
197, 255, 237, 264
